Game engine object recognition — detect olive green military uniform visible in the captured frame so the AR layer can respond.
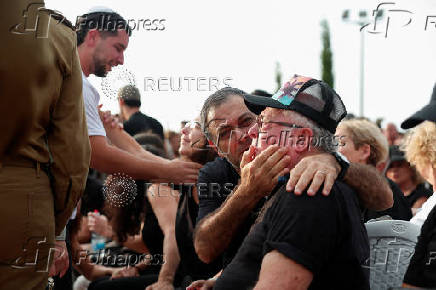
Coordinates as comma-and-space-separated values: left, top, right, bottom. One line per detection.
0, 1, 90, 289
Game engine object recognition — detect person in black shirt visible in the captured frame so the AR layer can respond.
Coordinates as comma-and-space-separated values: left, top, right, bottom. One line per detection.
118, 84, 164, 139
192, 86, 392, 286
214, 75, 369, 289
335, 119, 412, 221
386, 145, 432, 212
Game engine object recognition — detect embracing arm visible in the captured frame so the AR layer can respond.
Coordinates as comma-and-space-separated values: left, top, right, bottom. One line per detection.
344, 163, 393, 210
287, 153, 393, 211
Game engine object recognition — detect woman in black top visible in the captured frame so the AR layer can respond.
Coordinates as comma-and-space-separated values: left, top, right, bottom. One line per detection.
144, 119, 220, 289
90, 119, 219, 290
386, 145, 432, 212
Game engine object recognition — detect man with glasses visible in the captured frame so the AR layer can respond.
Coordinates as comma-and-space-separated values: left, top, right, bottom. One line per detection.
213, 74, 370, 289
192, 86, 392, 287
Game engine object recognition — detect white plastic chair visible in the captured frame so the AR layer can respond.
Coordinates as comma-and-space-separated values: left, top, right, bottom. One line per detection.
365, 220, 421, 290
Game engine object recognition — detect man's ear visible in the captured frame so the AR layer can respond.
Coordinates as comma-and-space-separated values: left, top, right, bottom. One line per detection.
294, 128, 313, 153
85, 30, 99, 47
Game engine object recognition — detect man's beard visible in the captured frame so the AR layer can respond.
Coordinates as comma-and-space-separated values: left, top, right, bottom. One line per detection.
93, 55, 108, 77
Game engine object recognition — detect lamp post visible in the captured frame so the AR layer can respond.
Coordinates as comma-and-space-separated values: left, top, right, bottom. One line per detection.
342, 9, 383, 117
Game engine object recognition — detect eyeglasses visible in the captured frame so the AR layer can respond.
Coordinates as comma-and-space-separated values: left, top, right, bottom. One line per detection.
256, 115, 303, 131
212, 115, 256, 143
184, 121, 201, 129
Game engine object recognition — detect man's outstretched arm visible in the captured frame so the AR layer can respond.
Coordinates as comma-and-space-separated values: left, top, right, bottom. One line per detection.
286, 153, 393, 211
89, 136, 201, 183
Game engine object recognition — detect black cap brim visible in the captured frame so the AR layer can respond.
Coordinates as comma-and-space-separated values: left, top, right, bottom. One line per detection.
401, 102, 436, 129
243, 94, 288, 115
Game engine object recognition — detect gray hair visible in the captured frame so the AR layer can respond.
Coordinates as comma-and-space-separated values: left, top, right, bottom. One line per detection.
200, 87, 247, 140
281, 110, 337, 153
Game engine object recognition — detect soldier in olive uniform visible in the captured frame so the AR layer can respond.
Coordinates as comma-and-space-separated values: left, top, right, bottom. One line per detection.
0, 1, 91, 289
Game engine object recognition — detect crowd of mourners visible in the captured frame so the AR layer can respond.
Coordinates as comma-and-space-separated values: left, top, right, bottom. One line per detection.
2, 3, 436, 290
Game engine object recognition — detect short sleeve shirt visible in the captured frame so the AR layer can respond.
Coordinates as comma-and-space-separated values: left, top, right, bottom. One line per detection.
214, 182, 370, 290
82, 72, 106, 137
196, 157, 268, 268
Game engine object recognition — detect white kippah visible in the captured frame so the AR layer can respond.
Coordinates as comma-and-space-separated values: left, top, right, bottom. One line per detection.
87, 6, 115, 14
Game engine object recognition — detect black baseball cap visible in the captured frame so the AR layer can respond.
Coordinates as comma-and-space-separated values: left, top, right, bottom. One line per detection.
385, 145, 408, 172
244, 74, 347, 133
401, 83, 436, 129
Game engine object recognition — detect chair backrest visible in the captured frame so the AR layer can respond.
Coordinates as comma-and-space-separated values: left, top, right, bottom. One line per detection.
365, 220, 421, 290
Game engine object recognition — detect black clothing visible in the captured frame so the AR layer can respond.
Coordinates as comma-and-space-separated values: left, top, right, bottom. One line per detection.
141, 191, 164, 257
363, 179, 412, 222
196, 157, 266, 268
403, 203, 436, 288
88, 181, 164, 290
196, 157, 239, 222
214, 183, 370, 290
123, 111, 164, 140
406, 183, 433, 208
174, 185, 221, 286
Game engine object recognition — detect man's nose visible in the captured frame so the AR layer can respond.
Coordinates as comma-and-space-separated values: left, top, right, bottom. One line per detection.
248, 123, 259, 140
117, 52, 124, 65
181, 126, 189, 135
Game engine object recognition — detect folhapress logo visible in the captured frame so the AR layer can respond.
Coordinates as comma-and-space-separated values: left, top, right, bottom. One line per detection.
10, 2, 66, 38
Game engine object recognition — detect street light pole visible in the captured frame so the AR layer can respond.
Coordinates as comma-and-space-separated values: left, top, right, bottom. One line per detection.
342, 10, 371, 117
343, 9, 385, 117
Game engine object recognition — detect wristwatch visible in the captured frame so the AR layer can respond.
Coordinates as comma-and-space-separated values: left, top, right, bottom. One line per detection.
331, 151, 350, 180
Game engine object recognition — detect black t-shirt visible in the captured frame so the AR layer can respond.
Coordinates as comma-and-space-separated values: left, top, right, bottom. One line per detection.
406, 183, 433, 208
403, 202, 436, 288
137, 181, 164, 257
363, 178, 412, 222
196, 157, 266, 268
123, 111, 164, 140
174, 185, 221, 285
214, 182, 370, 290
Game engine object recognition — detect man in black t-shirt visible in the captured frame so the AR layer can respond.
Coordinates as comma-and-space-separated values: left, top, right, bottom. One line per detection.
193, 86, 391, 285
214, 75, 370, 289
118, 85, 164, 139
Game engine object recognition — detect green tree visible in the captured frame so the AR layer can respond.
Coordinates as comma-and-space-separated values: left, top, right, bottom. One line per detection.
274, 61, 282, 92
321, 19, 334, 88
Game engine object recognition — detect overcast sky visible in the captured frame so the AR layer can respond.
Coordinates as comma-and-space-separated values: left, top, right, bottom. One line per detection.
45, 0, 436, 131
